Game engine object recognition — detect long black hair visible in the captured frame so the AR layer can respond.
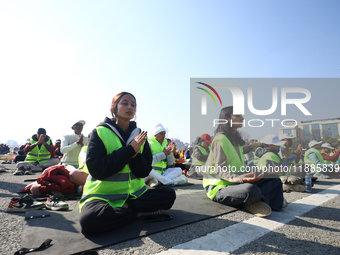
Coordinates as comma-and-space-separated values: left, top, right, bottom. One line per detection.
214, 106, 245, 146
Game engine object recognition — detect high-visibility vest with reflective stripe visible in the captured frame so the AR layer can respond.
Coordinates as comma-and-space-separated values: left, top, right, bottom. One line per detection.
191, 145, 208, 166
25, 138, 52, 164
78, 146, 88, 174
321, 152, 333, 164
203, 133, 245, 200
257, 151, 281, 170
304, 148, 324, 165
79, 126, 147, 211
149, 136, 167, 174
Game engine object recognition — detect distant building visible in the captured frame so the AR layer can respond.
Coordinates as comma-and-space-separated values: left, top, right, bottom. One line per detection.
279, 117, 340, 140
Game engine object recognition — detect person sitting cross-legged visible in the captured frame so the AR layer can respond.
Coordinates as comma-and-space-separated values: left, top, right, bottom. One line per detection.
14, 128, 59, 175
144, 123, 188, 187
203, 106, 287, 218
79, 92, 176, 236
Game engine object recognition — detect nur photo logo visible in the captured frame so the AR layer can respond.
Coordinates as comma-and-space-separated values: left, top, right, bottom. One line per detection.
190, 78, 320, 143
197, 82, 311, 117
196, 82, 223, 115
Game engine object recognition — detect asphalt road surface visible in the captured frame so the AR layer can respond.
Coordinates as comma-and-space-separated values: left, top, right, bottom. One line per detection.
1, 162, 339, 255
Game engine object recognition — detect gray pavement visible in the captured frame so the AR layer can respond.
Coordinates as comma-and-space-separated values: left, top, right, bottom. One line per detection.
1, 162, 340, 255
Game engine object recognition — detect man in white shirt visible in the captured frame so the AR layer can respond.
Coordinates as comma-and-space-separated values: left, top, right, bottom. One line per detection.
61, 120, 88, 171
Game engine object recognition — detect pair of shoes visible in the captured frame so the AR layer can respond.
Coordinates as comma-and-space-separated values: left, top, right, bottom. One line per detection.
13, 166, 33, 175
172, 176, 188, 186
13, 166, 25, 175
244, 201, 272, 217
147, 179, 159, 187
282, 198, 288, 208
313, 172, 330, 179
283, 184, 306, 192
45, 195, 69, 211
7, 194, 45, 212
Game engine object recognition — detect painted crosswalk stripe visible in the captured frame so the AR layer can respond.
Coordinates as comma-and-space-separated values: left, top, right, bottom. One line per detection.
155, 184, 340, 255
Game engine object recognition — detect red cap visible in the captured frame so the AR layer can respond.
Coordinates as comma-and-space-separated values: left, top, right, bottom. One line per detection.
201, 134, 212, 144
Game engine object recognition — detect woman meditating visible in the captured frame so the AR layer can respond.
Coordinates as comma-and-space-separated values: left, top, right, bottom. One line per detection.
79, 92, 176, 235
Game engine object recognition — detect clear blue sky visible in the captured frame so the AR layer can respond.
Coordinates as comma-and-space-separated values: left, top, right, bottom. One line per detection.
1, 0, 340, 145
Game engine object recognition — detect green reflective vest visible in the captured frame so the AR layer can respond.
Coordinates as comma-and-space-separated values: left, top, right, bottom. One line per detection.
79, 126, 147, 211
78, 146, 88, 174
321, 152, 333, 164
304, 148, 324, 165
149, 136, 167, 174
203, 133, 245, 200
257, 151, 281, 170
25, 138, 52, 164
191, 145, 208, 166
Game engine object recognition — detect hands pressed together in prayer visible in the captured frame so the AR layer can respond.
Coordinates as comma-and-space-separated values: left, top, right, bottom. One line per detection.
131, 131, 147, 158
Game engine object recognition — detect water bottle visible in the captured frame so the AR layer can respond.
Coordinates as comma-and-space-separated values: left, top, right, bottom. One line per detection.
305, 172, 312, 193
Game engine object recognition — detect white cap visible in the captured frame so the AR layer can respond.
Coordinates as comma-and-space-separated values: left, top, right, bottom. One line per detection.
154, 123, 166, 135
308, 140, 322, 148
260, 134, 286, 146
321, 143, 334, 149
279, 133, 296, 140
74, 120, 86, 126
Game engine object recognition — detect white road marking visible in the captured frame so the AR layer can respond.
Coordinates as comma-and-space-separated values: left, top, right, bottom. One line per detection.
155, 185, 340, 255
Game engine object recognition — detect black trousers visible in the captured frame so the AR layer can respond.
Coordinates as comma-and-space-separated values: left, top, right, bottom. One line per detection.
79, 188, 176, 236
214, 177, 283, 211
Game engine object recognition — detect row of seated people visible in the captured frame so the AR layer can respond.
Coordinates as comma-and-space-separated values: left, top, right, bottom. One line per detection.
12, 93, 340, 237
11, 92, 182, 235
12, 100, 189, 222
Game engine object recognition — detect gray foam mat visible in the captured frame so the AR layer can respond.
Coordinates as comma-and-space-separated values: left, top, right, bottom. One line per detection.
21, 191, 236, 255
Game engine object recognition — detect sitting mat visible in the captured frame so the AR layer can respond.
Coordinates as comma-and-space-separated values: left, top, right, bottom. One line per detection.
21, 191, 236, 255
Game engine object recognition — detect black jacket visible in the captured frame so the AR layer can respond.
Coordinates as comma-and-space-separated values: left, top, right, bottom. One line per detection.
86, 117, 152, 180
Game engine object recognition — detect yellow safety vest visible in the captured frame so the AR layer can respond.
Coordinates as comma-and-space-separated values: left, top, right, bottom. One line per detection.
78, 146, 88, 174
79, 126, 147, 211
321, 152, 333, 164
149, 136, 167, 174
203, 133, 245, 200
257, 151, 281, 170
304, 148, 324, 165
191, 145, 209, 166
25, 138, 52, 164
